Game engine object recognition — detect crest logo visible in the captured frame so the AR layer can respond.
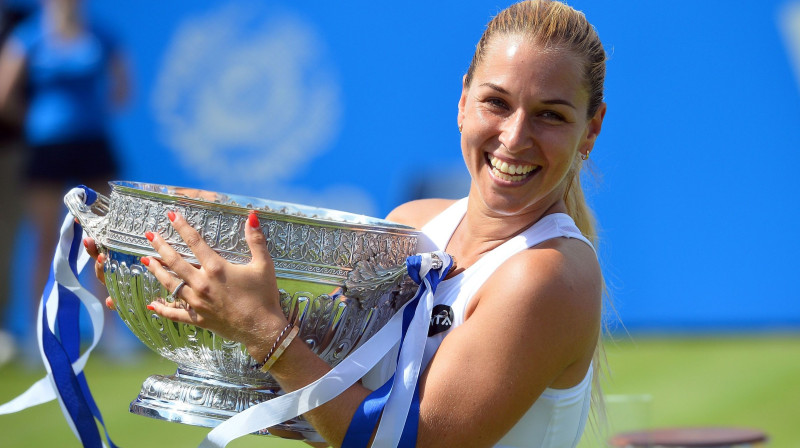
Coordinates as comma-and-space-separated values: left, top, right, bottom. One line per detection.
152, 4, 341, 190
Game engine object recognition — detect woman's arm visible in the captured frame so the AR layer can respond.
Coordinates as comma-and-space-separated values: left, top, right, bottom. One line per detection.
0, 39, 26, 127
143, 210, 601, 447
415, 237, 601, 446
108, 52, 130, 110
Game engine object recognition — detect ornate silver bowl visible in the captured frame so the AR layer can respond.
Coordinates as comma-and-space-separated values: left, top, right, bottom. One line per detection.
65, 181, 419, 435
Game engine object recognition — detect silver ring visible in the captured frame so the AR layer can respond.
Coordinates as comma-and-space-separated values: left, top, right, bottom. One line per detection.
167, 280, 186, 303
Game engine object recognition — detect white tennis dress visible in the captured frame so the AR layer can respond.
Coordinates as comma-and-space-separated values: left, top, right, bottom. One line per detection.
366, 198, 596, 448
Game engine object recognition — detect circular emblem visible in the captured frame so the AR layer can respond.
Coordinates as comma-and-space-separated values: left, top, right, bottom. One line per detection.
152, 4, 341, 189
429, 304, 454, 337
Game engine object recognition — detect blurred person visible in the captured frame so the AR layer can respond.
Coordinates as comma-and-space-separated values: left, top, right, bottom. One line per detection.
0, 0, 131, 363
90, 1, 610, 446
0, 0, 32, 366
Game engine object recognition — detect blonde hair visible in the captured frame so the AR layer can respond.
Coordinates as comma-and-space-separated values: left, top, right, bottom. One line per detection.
465, 0, 605, 238
466, 0, 611, 434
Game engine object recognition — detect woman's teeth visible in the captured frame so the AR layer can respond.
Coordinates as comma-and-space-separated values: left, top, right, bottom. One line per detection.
488, 154, 538, 182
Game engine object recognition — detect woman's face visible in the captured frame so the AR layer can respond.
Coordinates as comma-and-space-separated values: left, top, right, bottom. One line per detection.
458, 34, 605, 218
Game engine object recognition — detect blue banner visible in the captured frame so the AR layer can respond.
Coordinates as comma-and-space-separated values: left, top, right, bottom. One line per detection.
8, 0, 800, 332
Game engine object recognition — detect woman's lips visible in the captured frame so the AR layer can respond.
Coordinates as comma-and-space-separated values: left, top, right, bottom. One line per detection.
487, 153, 540, 182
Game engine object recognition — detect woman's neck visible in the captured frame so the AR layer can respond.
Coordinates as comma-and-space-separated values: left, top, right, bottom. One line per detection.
46, 2, 82, 38
444, 192, 565, 275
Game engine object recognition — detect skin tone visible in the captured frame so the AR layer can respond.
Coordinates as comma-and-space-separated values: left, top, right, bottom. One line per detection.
89, 33, 606, 448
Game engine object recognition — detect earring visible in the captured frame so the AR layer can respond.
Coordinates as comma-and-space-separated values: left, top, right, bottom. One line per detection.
580, 151, 590, 160
458, 123, 462, 133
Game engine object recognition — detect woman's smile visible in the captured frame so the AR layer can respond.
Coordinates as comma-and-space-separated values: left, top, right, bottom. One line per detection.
486, 153, 541, 184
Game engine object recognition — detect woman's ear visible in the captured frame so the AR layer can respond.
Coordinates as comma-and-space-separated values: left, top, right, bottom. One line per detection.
579, 102, 606, 155
457, 75, 468, 131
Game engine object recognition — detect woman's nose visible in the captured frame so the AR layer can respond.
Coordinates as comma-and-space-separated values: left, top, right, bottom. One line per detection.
498, 110, 533, 153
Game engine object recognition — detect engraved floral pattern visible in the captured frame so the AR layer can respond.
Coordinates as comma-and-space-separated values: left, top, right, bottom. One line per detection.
104, 193, 416, 280
80, 185, 419, 430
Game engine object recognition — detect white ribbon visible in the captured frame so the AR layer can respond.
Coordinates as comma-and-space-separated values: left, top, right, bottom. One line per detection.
0, 188, 108, 446
201, 251, 448, 448
371, 252, 444, 446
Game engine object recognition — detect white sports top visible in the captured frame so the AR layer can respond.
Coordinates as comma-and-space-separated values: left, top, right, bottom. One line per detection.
420, 198, 596, 448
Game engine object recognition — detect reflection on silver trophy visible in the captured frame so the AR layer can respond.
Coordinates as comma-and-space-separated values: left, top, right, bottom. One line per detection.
65, 181, 419, 435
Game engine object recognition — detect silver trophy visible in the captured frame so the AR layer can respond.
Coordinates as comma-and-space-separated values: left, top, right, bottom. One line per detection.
65, 181, 419, 436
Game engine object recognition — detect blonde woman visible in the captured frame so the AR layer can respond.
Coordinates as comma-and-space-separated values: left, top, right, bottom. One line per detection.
91, 1, 608, 446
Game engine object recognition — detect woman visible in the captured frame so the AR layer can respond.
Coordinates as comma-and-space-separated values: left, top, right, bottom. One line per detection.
0, 0, 128, 322
91, 0, 607, 446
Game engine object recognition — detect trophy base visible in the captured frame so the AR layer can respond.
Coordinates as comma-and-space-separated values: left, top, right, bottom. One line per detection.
129, 369, 315, 435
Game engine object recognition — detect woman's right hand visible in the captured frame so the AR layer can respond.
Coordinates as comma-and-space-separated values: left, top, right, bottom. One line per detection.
83, 237, 116, 310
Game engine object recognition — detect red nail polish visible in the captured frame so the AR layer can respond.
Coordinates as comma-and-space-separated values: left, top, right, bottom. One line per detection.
145, 231, 154, 241
141, 257, 150, 266
168, 211, 176, 222
248, 211, 259, 228
146, 304, 155, 311
83, 238, 89, 248
97, 253, 105, 264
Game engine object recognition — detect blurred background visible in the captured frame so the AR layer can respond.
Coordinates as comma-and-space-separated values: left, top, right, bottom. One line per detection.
1, 0, 799, 446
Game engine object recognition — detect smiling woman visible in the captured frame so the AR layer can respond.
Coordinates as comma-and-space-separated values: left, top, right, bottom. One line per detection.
457, 36, 604, 220
84, 1, 610, 447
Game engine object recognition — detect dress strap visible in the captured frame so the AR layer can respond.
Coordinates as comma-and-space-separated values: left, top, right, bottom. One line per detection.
418, 198, 467, 252
462, 213, 596, 289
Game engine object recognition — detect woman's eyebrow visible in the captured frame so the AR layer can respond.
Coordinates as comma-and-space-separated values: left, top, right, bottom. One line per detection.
479, 82, 510, 95
541, 98, 576, 109
479, 82, 576, 110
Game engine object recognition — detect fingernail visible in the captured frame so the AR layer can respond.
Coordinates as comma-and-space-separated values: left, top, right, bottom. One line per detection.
141, 257, 150, 266
105, 297, 115, 310
167, 211, 176, 222
248, 211, 259, 228
145, 231, 154, 241
146, 304, 155, 311
83, 238, 89, 248
97, 253, 106, 264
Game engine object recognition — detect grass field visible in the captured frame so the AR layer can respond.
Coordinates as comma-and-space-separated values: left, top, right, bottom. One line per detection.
1, 334, 798, 447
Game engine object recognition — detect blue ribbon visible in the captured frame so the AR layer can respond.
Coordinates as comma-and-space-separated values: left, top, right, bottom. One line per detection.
342, 253, 452, 448
39, 186, 117, 447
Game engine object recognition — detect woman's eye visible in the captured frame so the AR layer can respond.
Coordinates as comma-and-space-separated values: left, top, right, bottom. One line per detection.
540, 111, 566, 122
486, 97, 509, 110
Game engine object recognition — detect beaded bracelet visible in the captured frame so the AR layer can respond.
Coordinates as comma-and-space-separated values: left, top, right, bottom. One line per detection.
253, 323, 294, 372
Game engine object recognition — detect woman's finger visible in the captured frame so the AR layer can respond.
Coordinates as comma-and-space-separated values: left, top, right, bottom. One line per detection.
166, 211, 223, 268
83, 238, 100, 259
245, 211, 272, 268
84, 238, 107, 284
147, 300, 200, 325
144, 228, 198, 284
94, 253, 107, 285
141, 256, 195, 306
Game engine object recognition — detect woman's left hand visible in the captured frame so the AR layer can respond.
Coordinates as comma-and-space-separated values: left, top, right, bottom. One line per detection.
142, 210, 288, 353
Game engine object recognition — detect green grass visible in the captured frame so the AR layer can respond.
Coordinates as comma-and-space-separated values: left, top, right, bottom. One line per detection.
583, 334, 800, 448
1, 335, 798, 447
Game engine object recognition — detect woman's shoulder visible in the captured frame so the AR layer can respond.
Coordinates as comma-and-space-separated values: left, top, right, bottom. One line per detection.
479, 235, 601, 328
385, 198, 458, 230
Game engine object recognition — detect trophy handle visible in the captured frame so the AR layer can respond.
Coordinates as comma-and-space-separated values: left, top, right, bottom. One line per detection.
64, 186, 111, 246
343, 259, 409, 308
